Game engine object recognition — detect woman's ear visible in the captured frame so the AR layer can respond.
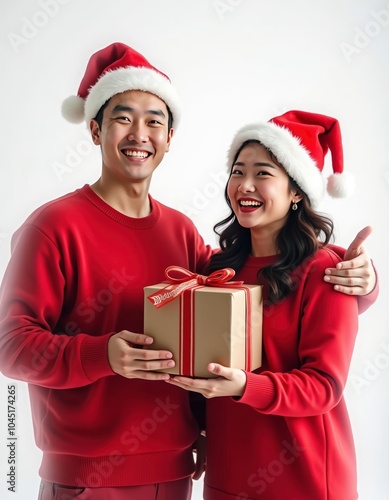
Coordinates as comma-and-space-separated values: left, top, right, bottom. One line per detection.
292, 190, 304, 203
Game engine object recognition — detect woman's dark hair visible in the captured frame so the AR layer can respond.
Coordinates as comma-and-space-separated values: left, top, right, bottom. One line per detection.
206, 140, 334, 304
93, 97, 174, 132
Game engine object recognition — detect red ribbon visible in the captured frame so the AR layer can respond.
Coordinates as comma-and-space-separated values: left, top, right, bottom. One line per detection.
147, 266, 243, 309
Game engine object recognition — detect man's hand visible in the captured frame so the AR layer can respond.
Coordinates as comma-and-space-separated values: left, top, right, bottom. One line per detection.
324, 226, 376, 295
192, 433, 206, 480
108, 330, 174, 380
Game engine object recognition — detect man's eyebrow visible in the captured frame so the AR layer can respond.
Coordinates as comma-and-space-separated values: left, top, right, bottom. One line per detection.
111, 105, 166, 119
111, 105, 134, 114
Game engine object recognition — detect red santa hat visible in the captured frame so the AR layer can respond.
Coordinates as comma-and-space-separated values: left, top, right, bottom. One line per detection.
62, 42, 181, 127
227, 110, 355, 208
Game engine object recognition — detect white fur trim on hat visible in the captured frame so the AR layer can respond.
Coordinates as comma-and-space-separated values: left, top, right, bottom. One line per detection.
327, 171, 356, 198
61, 95, 85, 124
227, 122, 325, 208
83, 66, 181, 126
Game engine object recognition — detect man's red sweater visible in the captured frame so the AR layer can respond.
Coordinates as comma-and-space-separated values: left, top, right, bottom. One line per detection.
0, 185, 212, 487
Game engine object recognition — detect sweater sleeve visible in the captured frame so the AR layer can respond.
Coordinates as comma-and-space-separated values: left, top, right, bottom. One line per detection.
238, 249, 359, 417
0, 224, 115, 388
186, 221, 213, 275
328, 243, 379, 314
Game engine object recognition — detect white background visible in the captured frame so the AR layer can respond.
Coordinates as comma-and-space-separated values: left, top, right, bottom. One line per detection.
0, 0, 388, 498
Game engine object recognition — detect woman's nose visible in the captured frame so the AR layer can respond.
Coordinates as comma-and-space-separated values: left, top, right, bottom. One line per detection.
238, 178, 255, 192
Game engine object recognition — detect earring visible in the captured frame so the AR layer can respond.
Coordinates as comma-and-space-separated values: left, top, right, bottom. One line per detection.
292, 201, 298, 211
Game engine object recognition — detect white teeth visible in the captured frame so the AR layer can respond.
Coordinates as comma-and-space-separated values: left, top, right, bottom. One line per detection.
239, 200, 262, 207
124, 150, 149, 158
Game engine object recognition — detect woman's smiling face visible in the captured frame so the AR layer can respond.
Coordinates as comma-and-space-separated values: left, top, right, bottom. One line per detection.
227, 142, 299, 234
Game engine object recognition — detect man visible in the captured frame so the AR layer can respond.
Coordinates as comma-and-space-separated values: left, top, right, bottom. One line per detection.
0, 42, 377, 499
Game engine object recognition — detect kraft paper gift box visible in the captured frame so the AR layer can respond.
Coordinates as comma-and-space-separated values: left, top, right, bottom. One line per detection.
144, 266, 262, 378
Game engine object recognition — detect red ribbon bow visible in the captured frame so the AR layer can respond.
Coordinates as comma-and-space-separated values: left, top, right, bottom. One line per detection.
147, 266, 243, 308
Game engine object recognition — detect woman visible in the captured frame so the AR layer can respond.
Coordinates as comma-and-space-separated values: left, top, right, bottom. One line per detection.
167, 110, 363, 499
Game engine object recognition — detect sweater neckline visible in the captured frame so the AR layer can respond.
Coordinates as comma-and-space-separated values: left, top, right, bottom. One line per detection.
78, 184, 161, 229
244, 254, 280, 267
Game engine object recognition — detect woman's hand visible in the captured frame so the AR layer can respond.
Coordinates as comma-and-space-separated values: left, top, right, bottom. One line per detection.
166, 363, 247, 398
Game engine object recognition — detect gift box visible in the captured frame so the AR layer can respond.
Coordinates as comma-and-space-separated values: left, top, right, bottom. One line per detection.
144, 266, 262, 378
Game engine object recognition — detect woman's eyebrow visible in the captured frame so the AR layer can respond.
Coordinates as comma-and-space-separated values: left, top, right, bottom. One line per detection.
234, 161, 277, 168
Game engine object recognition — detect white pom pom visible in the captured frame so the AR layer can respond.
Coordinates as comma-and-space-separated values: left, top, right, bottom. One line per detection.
327, 171, 356, 198
61, 95, 85, 124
